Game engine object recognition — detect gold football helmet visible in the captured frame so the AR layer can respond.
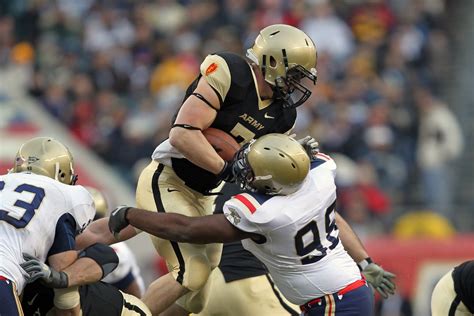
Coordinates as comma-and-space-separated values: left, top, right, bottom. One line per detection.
234, 133, 310, 195
85, 186, 109, 219
246, 24, 318, 108
11, 137, 77, 185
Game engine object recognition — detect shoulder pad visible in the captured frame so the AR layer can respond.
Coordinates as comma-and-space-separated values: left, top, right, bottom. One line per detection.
223, 193, 267, 234
200, 54, 231, 102
311, 153, 336, 170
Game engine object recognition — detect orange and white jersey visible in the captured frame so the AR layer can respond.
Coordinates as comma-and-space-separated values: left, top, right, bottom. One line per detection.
223, 154, 360, 305
0, 173, 95, 294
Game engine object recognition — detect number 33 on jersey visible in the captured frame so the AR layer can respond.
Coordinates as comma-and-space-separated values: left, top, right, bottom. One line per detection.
0, 172, 95, 293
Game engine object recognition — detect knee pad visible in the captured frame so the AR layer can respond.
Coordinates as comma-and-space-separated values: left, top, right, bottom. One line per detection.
206, 243, 223, 270
182, 254, 211, 291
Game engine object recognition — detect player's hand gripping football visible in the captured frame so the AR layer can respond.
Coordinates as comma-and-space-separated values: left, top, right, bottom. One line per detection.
291, 134, 320, 160
108, 205, 131, 239
218, 156, 247, 183
362, 263, 396, 298
21, 253, 69, 288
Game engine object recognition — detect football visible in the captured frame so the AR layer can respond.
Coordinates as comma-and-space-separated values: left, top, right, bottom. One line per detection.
203, 127, 240, 161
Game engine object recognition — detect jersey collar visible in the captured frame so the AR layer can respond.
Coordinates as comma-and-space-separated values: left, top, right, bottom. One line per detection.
248, 63, 272, 111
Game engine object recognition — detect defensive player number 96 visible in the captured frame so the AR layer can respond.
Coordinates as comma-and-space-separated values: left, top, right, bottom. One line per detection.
294, 200, 339, 265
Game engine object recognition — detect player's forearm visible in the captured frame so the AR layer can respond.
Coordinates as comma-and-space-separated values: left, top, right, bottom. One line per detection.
336, 213, 369, 263
64, 257, 103, 287
169, 128, 225, 174
126, 208, 204, 243
75, 218, 114, 249
126, 208, 232, 244
76, 218, 136, 249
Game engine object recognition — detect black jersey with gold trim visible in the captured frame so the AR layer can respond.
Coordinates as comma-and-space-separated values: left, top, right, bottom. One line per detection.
453, 260, 474, 313
171, 52, 297, 193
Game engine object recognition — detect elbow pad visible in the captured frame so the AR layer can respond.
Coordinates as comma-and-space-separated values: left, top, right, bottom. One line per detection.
78, 243, 119, 278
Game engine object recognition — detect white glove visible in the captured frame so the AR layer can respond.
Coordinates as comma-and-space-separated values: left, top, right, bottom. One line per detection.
21, 253, 69, 288
290, 134, 320, 160
362, 262, 396, 298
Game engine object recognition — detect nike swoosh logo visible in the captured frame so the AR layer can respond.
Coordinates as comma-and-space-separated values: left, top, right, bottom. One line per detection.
167, 188, 179, 193
264, 113, 275, 119
28, 293, 38, 305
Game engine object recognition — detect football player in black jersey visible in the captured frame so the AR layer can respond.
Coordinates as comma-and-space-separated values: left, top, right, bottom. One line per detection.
134, 24, 319, 314
431, 260, 474, 316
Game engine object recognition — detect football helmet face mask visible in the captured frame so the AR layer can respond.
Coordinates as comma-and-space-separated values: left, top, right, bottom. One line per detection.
11, 137, 78, 185
246, 24, 318, 109
234, 134, 310, 195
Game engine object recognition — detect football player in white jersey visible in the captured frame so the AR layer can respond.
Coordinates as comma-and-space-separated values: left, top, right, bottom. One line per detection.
0, 137, 95, 315
85, 186, 146, 297
109, 133, 396, 315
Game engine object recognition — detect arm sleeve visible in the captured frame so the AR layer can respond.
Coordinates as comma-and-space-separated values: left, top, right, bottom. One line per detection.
71, 186, 96, 235
200, 54, 232, 103
311, 153, 337, 178
48, 213, 77, 257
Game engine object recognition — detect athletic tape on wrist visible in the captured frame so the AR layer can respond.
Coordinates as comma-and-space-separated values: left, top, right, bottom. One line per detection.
357, 257, 373, 271
53, 286, 80, 310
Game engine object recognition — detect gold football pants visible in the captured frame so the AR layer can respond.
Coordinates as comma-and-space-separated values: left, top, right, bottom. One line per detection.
195, 268, 299, 316
121, 291, 152, 316
136, 161, 222, 294
431, 269, 471, 316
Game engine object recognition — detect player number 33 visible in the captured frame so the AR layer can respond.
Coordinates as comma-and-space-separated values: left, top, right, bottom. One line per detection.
0, 180, 45, 228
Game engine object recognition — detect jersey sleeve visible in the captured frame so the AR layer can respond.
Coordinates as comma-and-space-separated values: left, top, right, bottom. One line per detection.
48, 213, 77, 256
222, 193, 263, 234
200, 54, 232, 103
70, 186, 96, 235
311, 153, 337, 178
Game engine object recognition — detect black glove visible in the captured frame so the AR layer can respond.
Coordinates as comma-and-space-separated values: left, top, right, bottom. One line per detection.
108, 205, 131, 239
218, 156, 248, 183
21, 253, 69, 288
218, 161, 235, 183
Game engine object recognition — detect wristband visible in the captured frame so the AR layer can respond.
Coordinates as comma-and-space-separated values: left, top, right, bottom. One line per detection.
357, 257, 373, 271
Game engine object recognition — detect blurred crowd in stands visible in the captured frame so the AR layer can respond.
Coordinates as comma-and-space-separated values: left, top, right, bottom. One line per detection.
0, 0, 464, 236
